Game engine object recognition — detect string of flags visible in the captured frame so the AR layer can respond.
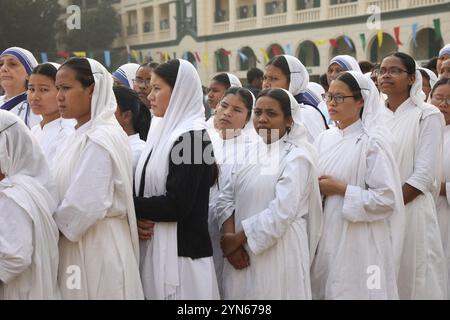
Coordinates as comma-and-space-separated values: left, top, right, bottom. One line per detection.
34, 18, 441, 69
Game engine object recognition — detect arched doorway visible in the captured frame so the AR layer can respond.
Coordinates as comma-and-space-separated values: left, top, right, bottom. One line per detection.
412, 27, 444, 61
297, 40, 320, 66
369, 32, 397, 63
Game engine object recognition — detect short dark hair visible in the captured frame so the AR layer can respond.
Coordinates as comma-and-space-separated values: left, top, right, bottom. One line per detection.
60, 57, 94, 88
113, 85, 151, 141
212, 73, 231, 88
359, 60, 374, 74
257, 88, 291, 118
383, 52, 416, 75
430, 78, 450, 98
267, 55, 290, 84
31, 63, 58, 82
247, 68, 263, 83
152, 59, 180, 90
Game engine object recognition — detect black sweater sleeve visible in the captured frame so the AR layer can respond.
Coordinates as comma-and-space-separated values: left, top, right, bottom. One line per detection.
134, 130, 212, 222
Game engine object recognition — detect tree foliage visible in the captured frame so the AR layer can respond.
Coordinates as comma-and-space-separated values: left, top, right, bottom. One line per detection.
0, 0, 61, 52
63, 2, 120, 51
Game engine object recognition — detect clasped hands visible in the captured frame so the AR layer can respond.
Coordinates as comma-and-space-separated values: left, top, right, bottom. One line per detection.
221, 231, 250, 271
137, 219, 155, 241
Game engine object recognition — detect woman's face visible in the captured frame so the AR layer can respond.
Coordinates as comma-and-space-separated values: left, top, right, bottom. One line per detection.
378, 56, 415, 97
133, 66, 152, 107
0, 55, 28, 94
214, 93, 249, 138
28, 74, 59, 117
327, 63, 344, 86
207, 80, 227, 110
326, 79, 363, 128
253, 95, 292, 144
437, 54, 450, 76
430, 84, 450, 125
55, 66, 93, 128
148, 73, 172, 117
421, 76, 431, 101
263, 65, 289, 91
440, 59, 450, 80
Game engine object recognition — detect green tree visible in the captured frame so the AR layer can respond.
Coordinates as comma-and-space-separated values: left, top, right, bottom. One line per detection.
63, 2, 120, 51
0, 0, 61, 52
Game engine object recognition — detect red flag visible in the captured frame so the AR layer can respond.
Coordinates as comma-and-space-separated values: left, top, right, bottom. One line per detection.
394, 26, 403, 47
329, 39, 338, 49
223, 49, 232, 56
195, 51, 201, 62
57, 51, 71, 59
273, 46, 279, 56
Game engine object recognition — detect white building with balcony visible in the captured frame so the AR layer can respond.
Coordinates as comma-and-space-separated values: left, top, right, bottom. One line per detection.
115, 0, 449, 83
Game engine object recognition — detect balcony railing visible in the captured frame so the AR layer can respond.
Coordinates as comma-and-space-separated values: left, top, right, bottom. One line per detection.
235, 17, 257, 30
409, 0, 447, 6
212, 21, 230, 34
263, 12, 287, 26
367, 0, 399, 11
294, 8, 320, 23
126, 24, 138, 36
328, 2, 358, 18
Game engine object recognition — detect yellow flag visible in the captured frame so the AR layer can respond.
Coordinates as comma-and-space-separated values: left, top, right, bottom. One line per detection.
164, 51, 169, 62
203, 52, 209, 67
131, 50, 140, 63
260, 48, 270, 63
377, 30, 383, 48
314, 39, 327, 46
73, 51, 86, 58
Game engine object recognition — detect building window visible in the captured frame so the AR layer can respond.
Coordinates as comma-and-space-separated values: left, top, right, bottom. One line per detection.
296, 0, 320, 9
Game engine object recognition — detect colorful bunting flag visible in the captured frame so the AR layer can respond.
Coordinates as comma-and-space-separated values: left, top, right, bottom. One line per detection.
359, 33, 366, 51
394, 26, 403, 47
260, 48, 270, 63
104, 50, 111, 67
343, 36, 353, 50
433, 18, 442, 40
377, 30, 383, 48
40, 52, 48, 63
412, 23, 418, 47
329, 39, 338, 49
203, 52, 209, 67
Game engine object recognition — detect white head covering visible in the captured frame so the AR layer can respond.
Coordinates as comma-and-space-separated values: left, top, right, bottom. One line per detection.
226, 73, 242, 88
53, 58, 140, 259
0, 47, 38, 75
48, 62, 61, 70
439, 44, 450, 58
134, 59, 206, 299
329, 55, 362, 73
419, 67, 438, 88
283, 55, 309, 95
277, 89, 323, 261
112, 63, 140, 88
304, 82, 325, 107
0, 110, 59, 299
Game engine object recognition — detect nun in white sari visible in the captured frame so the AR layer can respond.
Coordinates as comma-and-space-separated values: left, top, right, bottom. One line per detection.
112, 63, 140, 88
53, 58, 143, 300
216, 88, 323, 300
380, 54, 448, 299
0, 110, 59, 299
310, 71, 404, 300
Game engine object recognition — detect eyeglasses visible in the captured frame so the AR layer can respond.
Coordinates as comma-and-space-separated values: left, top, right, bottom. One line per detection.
322, 92, 357, 104
431, 96, 450, 106
378, 67, 410, 77
0, 121, 18, 134
132, 78, 151, 87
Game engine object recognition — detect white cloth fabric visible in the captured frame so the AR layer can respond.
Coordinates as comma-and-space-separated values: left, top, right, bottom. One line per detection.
31, 118, 75, 169
207, 127, 254, 298
0, 110, 59, 299
284, 55, 309, 95
135, 59, 218, 300
0, 47, 38, 75
381, 72, 448, 299
128, 133, 145, 172
113, 63, 140, 88
53, 58, 143, 299
215, 89, 323, 299
329, 55, 362, 73
419, 67, 438, 89
436, 125, 450, 295
311, 120, 400, 300
0, 95, 41, 128
439, 44, 450, 58
310, 71, 404, 299
226, 73, 242, 88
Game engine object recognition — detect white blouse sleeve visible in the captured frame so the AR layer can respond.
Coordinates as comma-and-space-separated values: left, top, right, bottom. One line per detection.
446, 182, 450, 206
406, 113, 443, 194
54, 142, 114, 242
215, 167, 237, 229
241, 154, 311, 255
342, 138, 397, 223
0, 195, 33, 283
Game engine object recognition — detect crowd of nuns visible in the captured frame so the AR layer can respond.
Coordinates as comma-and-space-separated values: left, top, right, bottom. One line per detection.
0, 43, 450, 300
